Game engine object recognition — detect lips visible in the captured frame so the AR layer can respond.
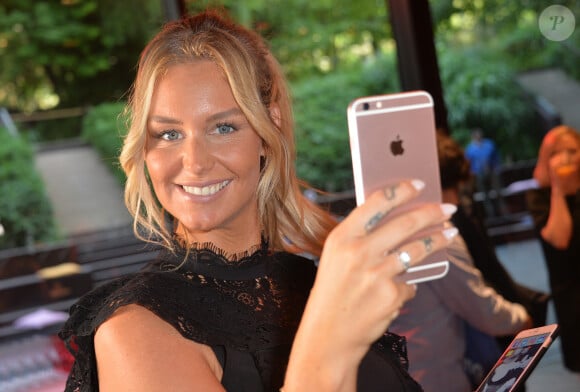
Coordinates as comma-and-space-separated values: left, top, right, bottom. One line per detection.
181, 180, 230, 196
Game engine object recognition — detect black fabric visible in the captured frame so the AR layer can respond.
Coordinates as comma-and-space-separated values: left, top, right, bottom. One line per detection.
218, 346, 264, 392
59, 241, 423, 391
526, 188, 580, 372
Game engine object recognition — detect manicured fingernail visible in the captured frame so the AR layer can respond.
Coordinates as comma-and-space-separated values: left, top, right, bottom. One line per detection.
440, 203, 457, 216
411, 179, 425, 191
442, 227, 459, 240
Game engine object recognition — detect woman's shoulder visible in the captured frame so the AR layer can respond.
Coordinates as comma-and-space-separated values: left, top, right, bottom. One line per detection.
94, 303, 224, 390
60, 269, 185, 343
94, 303, 211, 358
94, 304, 170, 351
96, 302, 170, 333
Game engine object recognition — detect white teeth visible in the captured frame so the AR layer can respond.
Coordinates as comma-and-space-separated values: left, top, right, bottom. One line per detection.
182, 180, 230, 196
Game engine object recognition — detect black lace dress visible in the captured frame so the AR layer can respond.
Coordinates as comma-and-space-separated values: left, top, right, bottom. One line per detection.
59, 242, 423, 391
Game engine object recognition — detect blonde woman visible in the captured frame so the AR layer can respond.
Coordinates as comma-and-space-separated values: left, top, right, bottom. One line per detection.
60, 10, 457, 391
527, 125, 580, 373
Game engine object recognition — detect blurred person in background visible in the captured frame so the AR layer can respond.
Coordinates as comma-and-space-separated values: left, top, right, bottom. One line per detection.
439, 131, 549, 331
388, 131, 533, 392
527, 125, 580, 373
465, 128, 504, 218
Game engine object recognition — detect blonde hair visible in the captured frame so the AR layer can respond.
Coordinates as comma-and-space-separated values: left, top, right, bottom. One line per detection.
548, 125, 580, 146
119, 10, 337, 256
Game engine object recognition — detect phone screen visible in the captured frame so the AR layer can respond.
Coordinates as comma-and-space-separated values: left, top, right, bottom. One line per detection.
477, 332, 551, 392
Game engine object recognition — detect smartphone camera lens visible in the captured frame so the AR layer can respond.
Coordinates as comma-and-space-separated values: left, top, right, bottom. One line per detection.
363, 102, 370, 111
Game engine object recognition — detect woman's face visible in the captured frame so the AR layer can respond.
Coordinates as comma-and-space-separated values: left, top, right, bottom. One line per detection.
552, 133, 580, 169
145, 61, 264, 248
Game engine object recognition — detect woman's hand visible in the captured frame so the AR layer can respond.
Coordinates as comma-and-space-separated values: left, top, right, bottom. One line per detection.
284, 180, 457, 392
548, 150, 579, 194
533, 130, 559, 187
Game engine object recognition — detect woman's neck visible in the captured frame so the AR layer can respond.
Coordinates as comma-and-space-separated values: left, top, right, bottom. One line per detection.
175, 223, 263, 256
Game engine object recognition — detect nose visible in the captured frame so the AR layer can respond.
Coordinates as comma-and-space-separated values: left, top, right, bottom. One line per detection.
181, 134, 214, 173
558, 150, 572, 165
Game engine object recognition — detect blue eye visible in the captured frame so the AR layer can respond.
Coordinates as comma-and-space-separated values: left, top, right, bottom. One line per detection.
160, 130, 181, 140
215, 123, 236, 135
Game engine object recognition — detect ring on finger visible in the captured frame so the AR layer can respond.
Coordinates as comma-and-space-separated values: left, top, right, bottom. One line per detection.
397, 250, 411, 272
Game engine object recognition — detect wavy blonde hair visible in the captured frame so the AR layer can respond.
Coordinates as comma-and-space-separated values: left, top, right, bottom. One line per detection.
119, 10, 337, 257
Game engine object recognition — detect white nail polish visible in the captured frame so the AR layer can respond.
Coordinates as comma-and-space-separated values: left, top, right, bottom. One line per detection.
440, 203, 457, 216
411, 179, 425, 191
442, 227, 459, 240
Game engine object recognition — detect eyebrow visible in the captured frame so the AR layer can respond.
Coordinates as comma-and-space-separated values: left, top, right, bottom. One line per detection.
149, 108, 244, 125
207, 108, 245, 123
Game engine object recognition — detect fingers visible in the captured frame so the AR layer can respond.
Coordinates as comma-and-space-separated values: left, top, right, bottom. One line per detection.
370, 202, 456, 252
371, 227, 458, 328
384, 226, 458, 276
330, 179, 457, 276
341, 180, 425, 236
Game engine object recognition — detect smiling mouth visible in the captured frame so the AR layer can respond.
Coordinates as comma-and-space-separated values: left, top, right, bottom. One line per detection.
182, 180, 230, 196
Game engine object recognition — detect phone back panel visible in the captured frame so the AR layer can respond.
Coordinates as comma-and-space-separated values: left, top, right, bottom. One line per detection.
347, 91, 448, 280
347, 91, 442, 208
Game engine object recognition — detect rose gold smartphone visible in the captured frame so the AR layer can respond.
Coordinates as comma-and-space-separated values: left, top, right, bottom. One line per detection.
347, 91, 449, 284
475, 324, 559, 392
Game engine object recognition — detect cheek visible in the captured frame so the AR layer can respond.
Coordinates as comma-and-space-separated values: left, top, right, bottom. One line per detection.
226, 151, 261, 181
224, 138, 263, 176
145, 149, 175, 185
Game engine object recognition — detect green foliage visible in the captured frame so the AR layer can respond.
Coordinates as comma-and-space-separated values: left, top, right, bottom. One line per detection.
0, 128, 59, 249
433, 0, 580, 80
0, 0, 163, 111
439, 46, 538, 162
492, 20, 580, 82
293, 54, 399, 191
81, 102, 127, 184
186, 0, 392, 80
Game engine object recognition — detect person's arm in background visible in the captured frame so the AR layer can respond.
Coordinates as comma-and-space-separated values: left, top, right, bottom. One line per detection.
431, 233, 532, 336
542, 188, 573, 249
451, 206, 521, 303
540, 152, 575, 249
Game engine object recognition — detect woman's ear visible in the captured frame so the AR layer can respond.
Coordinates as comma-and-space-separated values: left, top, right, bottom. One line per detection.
269, 104, 281, 128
